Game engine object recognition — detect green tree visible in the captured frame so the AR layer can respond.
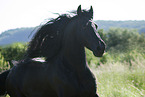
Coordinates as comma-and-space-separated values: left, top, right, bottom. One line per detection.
0, 52, 9, 72
106, 28, 144, 53
1, 43, 27, 67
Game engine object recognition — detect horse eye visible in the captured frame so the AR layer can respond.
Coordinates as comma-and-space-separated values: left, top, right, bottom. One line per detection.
83, 22, 89, 29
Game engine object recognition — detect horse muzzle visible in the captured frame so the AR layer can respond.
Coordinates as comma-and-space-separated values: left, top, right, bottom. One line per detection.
93, 41, 106, 57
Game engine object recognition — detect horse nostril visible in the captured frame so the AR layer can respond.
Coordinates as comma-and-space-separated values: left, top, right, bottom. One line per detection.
97, 41, 106, 52
99, 41, 106, 50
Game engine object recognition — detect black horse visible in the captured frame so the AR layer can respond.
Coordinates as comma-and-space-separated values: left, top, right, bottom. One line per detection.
5, 5, 105, 97
0, 70, 10, 96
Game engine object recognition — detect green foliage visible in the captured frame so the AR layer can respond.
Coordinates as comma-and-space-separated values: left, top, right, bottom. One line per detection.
85, 48, 99, 65
94, 56, 145, 97
0, 52, 9, 72
6, 95, 10, 97
86, 48, 112, 66
1, 43, 27, 61
106, 28, 144, 52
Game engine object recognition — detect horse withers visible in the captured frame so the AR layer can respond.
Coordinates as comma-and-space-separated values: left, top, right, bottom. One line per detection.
5, 5, 105, 97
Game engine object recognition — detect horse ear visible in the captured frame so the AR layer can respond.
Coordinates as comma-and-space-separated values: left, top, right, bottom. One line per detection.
89, 6, 93, 19
77, 5, 82, 15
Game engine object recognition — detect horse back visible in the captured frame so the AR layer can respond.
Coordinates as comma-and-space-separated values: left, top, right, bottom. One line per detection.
6, 60, 79, 97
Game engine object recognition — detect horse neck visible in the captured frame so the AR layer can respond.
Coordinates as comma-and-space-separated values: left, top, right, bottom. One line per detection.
60, 19, 96, 89
61, 20, 87, 71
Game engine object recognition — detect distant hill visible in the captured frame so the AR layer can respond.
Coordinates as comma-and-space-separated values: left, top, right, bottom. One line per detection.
95, 20, 145, 33
0, 27, 35, 45
0, 20, 145, 45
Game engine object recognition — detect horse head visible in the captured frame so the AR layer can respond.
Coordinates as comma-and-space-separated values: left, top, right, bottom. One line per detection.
26, 5, 105, 60
71, 5, 106, 57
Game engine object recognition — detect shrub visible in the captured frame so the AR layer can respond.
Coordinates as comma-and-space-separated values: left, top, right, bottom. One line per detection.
1, 43, 27, 61
106, 28, 143, 52
0, 52, 9, 72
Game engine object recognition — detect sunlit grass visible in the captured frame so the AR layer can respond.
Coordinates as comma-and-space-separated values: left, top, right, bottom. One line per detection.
93, 57, 145, 97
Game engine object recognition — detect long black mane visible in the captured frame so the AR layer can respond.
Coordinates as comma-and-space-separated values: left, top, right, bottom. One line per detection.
26, 14, 71, 59
26, 9, 93, 60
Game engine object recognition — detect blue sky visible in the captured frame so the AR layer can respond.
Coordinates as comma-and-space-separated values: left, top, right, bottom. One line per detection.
0, 0, 145, 33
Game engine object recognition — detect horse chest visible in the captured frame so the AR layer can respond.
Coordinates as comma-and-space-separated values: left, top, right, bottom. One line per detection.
50, 64, 79, 91
51, 65, 96, 97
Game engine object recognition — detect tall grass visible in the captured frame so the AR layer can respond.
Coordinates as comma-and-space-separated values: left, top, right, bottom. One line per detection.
92, 56, 145, 97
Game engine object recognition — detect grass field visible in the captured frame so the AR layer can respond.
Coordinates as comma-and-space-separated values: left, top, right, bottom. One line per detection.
93, 57, 145, 97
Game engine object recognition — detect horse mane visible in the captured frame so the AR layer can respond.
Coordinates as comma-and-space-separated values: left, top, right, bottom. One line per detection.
26, 14, 71, 59
25, 9, 90, 59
